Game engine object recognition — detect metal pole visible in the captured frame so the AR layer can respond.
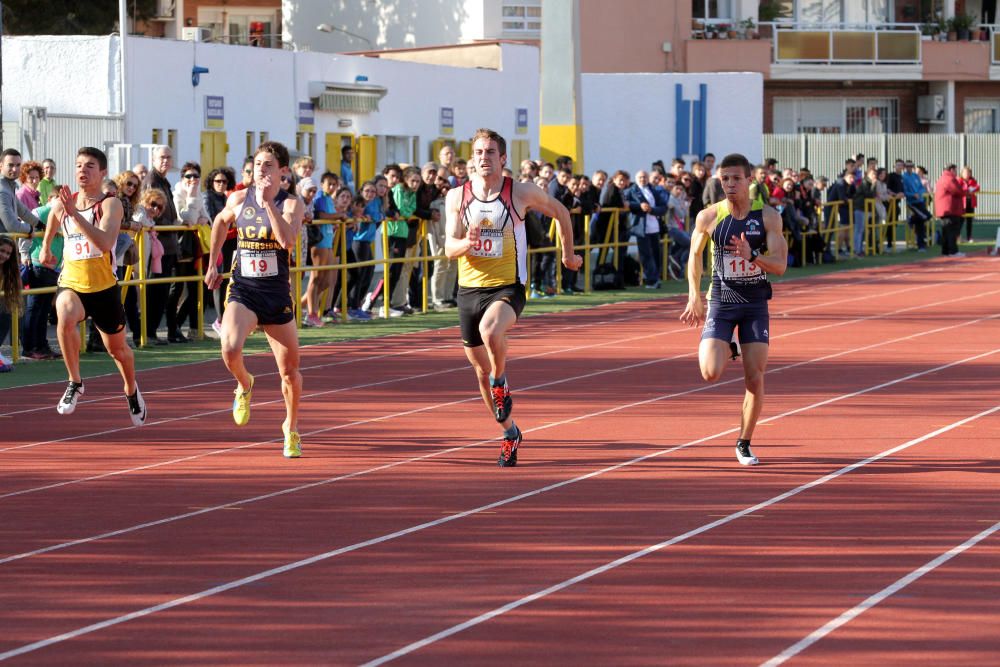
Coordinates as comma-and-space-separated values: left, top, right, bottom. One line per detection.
118, 0, 128, 141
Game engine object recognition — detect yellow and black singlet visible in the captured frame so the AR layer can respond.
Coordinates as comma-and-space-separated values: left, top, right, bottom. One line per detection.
457, 177, 527, 288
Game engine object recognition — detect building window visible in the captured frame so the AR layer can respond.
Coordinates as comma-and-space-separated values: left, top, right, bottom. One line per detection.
502, 2, 541, 32
692, 0, 732, 21
774, 97, 899, 133
966, 100, 1000, 133
385, 136, 412, 165
198, 7, 279, 47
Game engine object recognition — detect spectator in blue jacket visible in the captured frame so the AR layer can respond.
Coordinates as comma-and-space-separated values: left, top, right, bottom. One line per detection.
625, 170, 668, 289
901, 160, 929, 251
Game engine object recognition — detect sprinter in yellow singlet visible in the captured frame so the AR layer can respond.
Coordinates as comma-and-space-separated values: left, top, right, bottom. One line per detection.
445, 128, 582, 467
40, 147, 147, 424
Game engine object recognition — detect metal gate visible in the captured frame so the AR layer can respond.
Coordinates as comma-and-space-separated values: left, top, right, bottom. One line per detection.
19, 107, 124, 176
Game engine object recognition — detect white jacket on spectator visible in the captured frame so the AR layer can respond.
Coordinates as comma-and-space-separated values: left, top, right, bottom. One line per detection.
173, 181, 209, 226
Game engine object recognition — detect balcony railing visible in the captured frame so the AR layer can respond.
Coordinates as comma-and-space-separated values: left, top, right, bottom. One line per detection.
764, 22, 922, 65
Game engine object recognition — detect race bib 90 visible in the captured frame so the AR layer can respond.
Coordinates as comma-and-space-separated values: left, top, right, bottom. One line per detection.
469, 235, 503, 258
65, 233, 104, 261
240, 250, 278, 277
722, 253, 762, 280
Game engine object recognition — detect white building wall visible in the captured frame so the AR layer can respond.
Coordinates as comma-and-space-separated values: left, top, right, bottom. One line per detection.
581, 72, 764, 173
3, 35, 538, 175
283, 0, 487, 53
1, 36, 121, 117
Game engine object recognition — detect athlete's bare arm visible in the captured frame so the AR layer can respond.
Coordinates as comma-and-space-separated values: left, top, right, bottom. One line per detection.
513, 183, 583, 270
723, 206, 788, 277
204, 189, 246, 289
444, 186, 475, 259
680, 204, 718, 327
262, 188, 304, 251
49, 186, 123, 254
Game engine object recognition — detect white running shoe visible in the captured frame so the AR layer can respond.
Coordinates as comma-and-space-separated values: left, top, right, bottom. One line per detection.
211, 318, 223, 336
735, 441, 759, 466
57, 381, 85, 415
127, 386, 147, 426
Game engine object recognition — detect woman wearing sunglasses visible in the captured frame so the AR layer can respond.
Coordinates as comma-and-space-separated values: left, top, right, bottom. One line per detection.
170, 162, 211, 342
204, 167, 236, 334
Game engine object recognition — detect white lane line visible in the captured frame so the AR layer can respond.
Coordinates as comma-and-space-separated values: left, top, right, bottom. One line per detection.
4, 279, 997, 504
0, 315, 675, 454
760, 519, 1000, 667
365, 404, 1000, 667
3, 313, 993, 565
0, 308, 656, 417
0, 352, 995, 663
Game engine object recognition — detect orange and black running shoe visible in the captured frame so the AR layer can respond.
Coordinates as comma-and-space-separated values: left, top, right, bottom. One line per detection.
491, 380, 512, 423
498, 427, 522, 468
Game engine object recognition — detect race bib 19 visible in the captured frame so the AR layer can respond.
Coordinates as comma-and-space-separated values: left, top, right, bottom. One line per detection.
722, 253, 762, 280
469, 235, 503, 258
240, 250, 278, 278
65, 233, 104, 261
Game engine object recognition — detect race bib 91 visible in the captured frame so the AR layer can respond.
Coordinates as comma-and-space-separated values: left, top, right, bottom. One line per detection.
240, 250, 278, 277
469, 235, 503, 258
65, 233, 104, 261
722, 253, 762, 280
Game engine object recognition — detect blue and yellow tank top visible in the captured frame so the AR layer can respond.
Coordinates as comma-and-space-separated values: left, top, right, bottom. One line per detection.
709, 199, 771, 303
457, 177, 527, 288
232, 186, 291, 292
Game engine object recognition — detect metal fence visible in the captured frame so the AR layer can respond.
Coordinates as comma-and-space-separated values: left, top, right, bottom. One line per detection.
12, 108, 124, 176
763, 133, 1000, 215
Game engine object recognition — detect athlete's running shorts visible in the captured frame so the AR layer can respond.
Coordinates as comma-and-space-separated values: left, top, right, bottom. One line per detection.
701, 300, 770, 346
60, 284, 126, 335
227, 279, 294, 326
457, 283, 526, 347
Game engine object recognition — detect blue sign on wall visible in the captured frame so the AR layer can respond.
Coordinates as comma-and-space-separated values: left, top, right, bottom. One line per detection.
205, 95, 224, 129
675, 84, 707, 159
440, 107, 454, 135
515, 107, 528, 135
298, 102, 315, 131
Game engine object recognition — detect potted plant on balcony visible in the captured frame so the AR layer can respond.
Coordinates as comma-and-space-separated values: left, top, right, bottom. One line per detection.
718, 23, 731, 39
920, 20, 937, 41
945, 16, 958, 41
951, 12, 976, 41
758, 0, 781, 39
743, 17, 758, 40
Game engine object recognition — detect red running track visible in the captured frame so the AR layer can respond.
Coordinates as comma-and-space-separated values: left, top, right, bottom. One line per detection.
0, 256, 998, 666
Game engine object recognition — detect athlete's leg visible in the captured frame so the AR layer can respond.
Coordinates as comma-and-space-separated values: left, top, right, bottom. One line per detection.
263, 320, 301, 434
100, 327, 137, 395
479, 300, 517, 380
698, 338, 732, 383
55, 290, 86, 384
220, 301, 258, 392
738, 342, 768, 440
463, 344, 513, 431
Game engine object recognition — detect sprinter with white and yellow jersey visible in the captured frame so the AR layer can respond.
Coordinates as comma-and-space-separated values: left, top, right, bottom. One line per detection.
445, 128, 582, 467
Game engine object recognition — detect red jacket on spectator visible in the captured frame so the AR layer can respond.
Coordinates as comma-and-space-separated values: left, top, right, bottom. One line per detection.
958, 175, 979, 210
933, 168, 964, 217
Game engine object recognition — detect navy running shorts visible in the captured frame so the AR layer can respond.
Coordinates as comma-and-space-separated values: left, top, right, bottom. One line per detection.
227, 279, 294, 326
457, 283, 526, 347
701, 300, 770, 346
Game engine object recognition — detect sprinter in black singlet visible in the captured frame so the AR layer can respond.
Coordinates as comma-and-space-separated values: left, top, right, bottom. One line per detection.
680, 153, 787, 466
205, 141, 306, 458
445, 128, 582, 467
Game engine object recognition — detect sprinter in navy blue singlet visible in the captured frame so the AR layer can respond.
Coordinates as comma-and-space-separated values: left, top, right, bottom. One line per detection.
227, 184, 294, 325
205, 141, 306, 459
681, 153, 788, 467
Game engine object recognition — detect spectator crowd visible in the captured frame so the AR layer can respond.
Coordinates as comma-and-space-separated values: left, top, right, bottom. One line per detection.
0, 143, 982, 373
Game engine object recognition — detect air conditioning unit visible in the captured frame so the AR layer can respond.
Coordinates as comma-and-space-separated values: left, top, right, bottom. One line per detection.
181, 27, 212, 42
917, 95, 945, 124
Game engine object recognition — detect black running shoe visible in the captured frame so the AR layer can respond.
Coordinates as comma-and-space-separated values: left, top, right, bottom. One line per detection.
498, 427, 522, 467
57, 381, 84, 415
490, 381, 512, 423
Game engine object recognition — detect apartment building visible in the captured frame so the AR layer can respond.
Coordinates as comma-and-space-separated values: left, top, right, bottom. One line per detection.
146, 0, 283, 47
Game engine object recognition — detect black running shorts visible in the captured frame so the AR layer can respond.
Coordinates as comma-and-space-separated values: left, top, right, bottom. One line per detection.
60, 284, 126, 335
457, 283, 526, 347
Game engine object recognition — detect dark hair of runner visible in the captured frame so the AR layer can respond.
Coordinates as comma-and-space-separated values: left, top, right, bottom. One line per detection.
719, 153, 752, 177
77, 146, 108, 171
255, 141, 290, 168
471, 128, 507, 157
